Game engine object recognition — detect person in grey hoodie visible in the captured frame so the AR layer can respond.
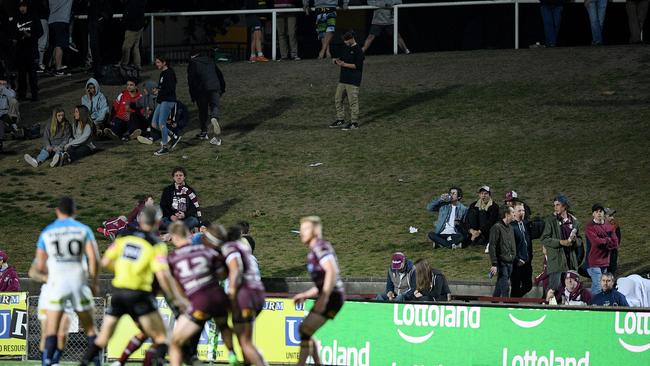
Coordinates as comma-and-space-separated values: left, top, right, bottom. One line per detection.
187, 48, 225, 142
376, 252, 416, 301
80, 78, 109, 131
304, 0, 349, 59
60, 105, 95, 165
24, 106, 72, 167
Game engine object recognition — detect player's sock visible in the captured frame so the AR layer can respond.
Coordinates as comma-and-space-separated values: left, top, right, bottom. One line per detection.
86, 336, 101, 366
119, 335, 144, 364
51, 348, 62, 364
181, 332, 201, 364
80, 340, 101, 366
43, 335, 57, 366
144, 343, 168, 366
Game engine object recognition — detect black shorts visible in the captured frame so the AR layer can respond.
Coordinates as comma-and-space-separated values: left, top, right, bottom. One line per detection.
50, 22, 70, 48
370, 24, 393, 37
107, 289, 158, 318
246, 15, 262, 31
312, 291, 345, 319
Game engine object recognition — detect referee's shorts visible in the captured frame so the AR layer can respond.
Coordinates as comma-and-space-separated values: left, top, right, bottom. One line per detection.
106, 288, 158, 319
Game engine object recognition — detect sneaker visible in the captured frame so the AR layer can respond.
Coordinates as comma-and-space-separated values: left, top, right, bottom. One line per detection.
292, 56, 301, 61
329, 120, 345, 128
154, 146, 170, 156
255, 55, 269, 62
170, 135, 182, 150
37, 64, 46, 73
24, 154, 38, 167
342, 122, 359, 130
60, 152, 71, 166
104, 128, 119, 140
68, 43, 79, 53
211, 117, 221, 135
484, 243, 490, 254
451, 244, 458, 250
50, 152, 60, 167
137, 135, 153, 145
53, 69, 67, 77
209, 137, 222, 146
249, 56, 257, 63
196, 131, 209, 140
129, 129, 142, 140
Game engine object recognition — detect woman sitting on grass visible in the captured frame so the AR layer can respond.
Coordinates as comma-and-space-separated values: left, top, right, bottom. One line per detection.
60, 105, 96, 166
24, 107, 71, 167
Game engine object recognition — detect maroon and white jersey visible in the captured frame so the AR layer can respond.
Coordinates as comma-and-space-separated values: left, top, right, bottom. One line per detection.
221, 240, 265, 291
168, 244, 227, 297
307, 239, 344, 293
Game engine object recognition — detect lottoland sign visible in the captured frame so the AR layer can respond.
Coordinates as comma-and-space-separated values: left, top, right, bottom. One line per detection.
313, 301, 650, 365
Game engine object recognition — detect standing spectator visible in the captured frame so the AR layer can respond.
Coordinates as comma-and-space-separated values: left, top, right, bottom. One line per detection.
120, 0, 146, 70
246, 0, 269, 62
187, 48, 225, 142
510, 201, 534, 297
546, 270, 591, 305
467, 185, 499, 248
24, 107, 71, 168
60, 105, 96, 166
413, 259, 451, 302
304, 0, 349, 59
604, 207, 620, 274
0, 77, 21, 151
88, 0, 113, 80
329, 30, 364, 130
504, 190, 532, 219
488, 205, 516, 298
275, 0, 300, 60
13, 1, 43, 101
0, 250, 20, 292
363, 0, 410, 54
80, 77, 109, 131
426, 187, 468, 249
585, 203, 619, 295
540, 0, 564, 47
591, 272, 629, 306
160, 167, 202, 231
585, 0, 607, 45
48, 0, 72, 76
152, 56, 179, 156
626, 0, 648, 43
35, 0, 49, 72
106, 77, 144, 141
376, 252, 416, 301
541, 194, 584, 292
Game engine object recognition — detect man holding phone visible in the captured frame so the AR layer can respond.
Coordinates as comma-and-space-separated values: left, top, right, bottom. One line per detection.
541, 194, 585, 291
329, 30, 364, 130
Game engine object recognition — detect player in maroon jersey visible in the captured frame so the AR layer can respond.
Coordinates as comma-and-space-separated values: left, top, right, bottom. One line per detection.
293, 216, 345, 366
166, 222, 233, 366
219, 225, 269, 366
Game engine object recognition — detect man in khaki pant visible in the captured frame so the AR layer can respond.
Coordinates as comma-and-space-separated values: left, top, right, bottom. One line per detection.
121, 0, 146, 69
330, 30, 365, 130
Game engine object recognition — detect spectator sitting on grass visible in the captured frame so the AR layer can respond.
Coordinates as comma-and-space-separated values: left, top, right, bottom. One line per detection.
105, 77, 144, 141
546, 270, 591, 305
59, 105, 96, 166
81, 78, 109, 133
160, 166, 202, 231
426, 186, 467, 249
591, 272, 628, 306
376, 252, 415, 301
0, 250, 20, 291
24, 106, 72, 168
467, 185, 499, 249
413, 258, 451, 302
0, 77, 22, 150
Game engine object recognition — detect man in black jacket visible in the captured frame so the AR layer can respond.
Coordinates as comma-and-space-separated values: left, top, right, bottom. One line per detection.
13, 1, 42, 101
187, 48, 225, 143
120, 0, 145, 70
510, 201, 534, 297
88, 0, 113, 80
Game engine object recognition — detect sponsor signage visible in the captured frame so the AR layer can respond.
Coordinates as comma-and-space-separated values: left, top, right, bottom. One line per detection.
313, 301, 650, 365
0, 292, 28, 356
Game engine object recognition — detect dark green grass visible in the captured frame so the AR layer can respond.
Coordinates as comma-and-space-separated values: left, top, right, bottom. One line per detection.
1, 46, 649, 280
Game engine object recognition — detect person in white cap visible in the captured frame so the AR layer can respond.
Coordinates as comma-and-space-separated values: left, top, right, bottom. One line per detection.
467, 185, 499, 248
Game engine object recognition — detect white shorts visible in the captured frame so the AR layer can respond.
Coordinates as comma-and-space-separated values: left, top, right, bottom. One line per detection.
39, 280, 94, 314
38, 284, 75, 321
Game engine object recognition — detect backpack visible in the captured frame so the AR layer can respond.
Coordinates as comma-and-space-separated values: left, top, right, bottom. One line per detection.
100, 65, 140, 85
25, 123, 41, 139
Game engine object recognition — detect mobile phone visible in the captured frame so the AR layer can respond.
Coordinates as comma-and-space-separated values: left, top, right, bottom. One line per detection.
488, 270, 494, 279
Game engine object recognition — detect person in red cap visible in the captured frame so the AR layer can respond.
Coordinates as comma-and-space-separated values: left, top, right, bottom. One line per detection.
0, 250, 20, 292
376, 251, 416, 301
546, 270, 592, 305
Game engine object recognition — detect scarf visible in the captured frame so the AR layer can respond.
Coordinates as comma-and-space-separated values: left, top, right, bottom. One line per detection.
477, 198, 494, 211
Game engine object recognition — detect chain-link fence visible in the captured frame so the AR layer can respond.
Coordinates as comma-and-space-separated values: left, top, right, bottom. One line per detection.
27, 296, 106, 362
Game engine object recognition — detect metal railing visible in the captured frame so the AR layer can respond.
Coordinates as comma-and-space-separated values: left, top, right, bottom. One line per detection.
79, 0, 630, 63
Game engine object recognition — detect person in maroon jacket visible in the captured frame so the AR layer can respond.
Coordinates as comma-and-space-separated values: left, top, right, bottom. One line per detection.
0, 250, 20, 292
585, 203, 619, 295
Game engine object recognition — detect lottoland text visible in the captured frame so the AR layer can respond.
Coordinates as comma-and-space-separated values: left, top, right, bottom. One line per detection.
502, 348, 590, 366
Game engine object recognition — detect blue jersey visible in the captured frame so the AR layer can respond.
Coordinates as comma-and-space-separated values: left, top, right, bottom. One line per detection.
37, 218, 97, 282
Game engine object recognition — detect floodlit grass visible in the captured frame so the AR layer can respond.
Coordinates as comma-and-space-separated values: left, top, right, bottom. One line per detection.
1, 46, 649, 281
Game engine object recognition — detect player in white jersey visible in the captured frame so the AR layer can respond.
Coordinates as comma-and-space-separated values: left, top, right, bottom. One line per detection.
34, 197, 100, 366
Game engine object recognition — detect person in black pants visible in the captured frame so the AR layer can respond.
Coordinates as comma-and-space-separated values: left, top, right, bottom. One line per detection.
88, 0, 113, 80
187, 48, 225, 143
13, 1, 43, 101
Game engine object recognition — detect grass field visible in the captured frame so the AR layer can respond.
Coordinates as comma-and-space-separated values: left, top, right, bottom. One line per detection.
1, 45, 649, 281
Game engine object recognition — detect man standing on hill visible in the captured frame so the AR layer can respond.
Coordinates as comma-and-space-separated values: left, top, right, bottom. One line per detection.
329, 30, 364, 130
585, 203, 618, 295
488, 205, 516, 297
187, 48, 225, 144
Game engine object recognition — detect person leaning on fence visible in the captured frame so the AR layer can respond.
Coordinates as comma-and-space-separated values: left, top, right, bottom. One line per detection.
275, 0, 301, 60
376, 252, 416, 301
23, 106, 72, 168
188, 48, 225, 143
0, 250, 20, 291
426, 187, 468, 249
585, 0, 608, 45
246, 0, 270, 62
363, 0, 410, 54
540, 0, 565, 47
329, 30, 364, 130
120, 0, 146, 70
626, 0, 648, 44
304, 0, 349, 59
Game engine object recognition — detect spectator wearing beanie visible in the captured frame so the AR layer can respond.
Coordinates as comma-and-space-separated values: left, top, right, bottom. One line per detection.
546, 270, 591, 305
